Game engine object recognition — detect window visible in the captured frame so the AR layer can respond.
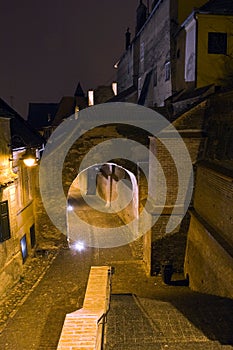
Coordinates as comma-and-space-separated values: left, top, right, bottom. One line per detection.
165, 61, 170, 81
140, 42, 145, 62
88, 90, 94, 106
153, 67, 157, 87
30, 224, 36, 248
0, 201, 11, 242
208, 32, 227, 54
20, 235, 28, 263
17, 164, 32, 209
138, 77, 142, 96
140, 42, 144, 71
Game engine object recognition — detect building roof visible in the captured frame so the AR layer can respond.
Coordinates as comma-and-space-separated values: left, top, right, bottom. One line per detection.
0, 98, 45, 149
74, 82, 85, 97
107, 85, 137, 102
27, 103, 58, 129
94, 85, 115, 104
52, 95, 87, 126
52, 97, 75, 126
199, 0, 233, 14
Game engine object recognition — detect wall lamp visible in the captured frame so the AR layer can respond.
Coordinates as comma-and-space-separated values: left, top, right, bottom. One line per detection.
21, 148, 37, 167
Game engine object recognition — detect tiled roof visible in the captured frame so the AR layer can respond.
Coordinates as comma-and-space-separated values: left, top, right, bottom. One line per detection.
199, 0, 233, 14
0, 98, 45, 149
27, 103, 58, 129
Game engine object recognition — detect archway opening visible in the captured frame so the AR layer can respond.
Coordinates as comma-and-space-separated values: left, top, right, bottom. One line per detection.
66, 162, 139, 251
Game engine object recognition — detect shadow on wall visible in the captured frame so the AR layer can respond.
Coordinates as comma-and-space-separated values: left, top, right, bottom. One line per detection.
151, 229, 188, 275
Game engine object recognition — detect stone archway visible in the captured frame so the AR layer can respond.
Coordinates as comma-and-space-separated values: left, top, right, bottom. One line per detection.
66, 162, 140, 253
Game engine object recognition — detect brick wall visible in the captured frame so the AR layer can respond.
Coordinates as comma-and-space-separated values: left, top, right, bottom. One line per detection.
147, 128, 205, 275
194, 164, 233, 248
184, 211, 233, 299
57, 266, 111, 350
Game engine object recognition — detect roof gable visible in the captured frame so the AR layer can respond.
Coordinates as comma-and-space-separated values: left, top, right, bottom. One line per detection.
28, 103, 58, 128
0, 98, 45, 149
199, 0, 233, 14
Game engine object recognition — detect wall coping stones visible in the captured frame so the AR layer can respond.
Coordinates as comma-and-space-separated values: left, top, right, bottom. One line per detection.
57, 265, 111, 350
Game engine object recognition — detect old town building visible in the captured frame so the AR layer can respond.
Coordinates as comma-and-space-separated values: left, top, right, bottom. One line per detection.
116, 0, 233, 108
112, 0, 233, 298
0, 98, 44, 297
175, 0, 233, 92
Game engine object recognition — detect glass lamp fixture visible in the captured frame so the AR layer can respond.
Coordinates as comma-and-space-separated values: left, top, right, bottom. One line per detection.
22, 148, 37, 167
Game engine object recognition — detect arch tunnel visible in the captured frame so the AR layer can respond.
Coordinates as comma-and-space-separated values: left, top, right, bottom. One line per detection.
66, 162, 142, 250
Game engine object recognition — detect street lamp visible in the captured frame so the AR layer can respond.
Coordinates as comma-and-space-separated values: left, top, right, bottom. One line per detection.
21, 148, 37, 167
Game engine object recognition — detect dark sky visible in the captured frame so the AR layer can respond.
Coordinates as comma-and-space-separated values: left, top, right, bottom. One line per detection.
0, 0, 137, 117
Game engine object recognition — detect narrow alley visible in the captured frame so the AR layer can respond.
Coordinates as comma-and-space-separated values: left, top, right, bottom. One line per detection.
0, 190, 232, 350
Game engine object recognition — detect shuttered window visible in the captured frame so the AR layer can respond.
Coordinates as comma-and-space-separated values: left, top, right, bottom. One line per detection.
0, 201, 11, 242
208, 32, 227, 54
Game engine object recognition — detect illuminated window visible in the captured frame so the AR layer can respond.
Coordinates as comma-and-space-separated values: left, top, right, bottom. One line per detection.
112, 82, 117, 95
165, 61, 170, 81
88, 90, 94, 106
208, 32, 227, 54
0, 201, 11, 242
20, 234, 28, 263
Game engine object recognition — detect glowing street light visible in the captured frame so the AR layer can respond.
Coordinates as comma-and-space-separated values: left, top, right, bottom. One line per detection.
74, 241, 85, 252
22, 148, 37, 167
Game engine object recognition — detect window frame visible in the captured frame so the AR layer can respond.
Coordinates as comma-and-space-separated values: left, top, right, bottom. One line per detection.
0, 200, 11, 242
165, 61, 171, 81
208, 32, 227, 55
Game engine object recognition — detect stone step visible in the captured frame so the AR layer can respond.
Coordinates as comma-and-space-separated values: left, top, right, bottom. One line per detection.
106, 294, 233, 350
107, 341, 231, 350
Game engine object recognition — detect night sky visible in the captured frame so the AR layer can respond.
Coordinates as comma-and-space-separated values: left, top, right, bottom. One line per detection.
0, 0, 137, 117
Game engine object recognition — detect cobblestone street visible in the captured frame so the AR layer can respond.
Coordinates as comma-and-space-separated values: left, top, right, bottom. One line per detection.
0, 191, 232, 349
0, 245, 232, 350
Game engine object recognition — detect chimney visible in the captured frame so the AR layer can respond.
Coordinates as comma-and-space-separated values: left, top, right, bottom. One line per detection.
125, 27, 131, 50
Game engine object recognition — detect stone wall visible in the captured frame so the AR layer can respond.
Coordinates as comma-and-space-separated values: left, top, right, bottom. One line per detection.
57, 266, 111, 350
184, 211, 233, 299
0, 119, 40, 297
194, 164, 233, 247
96, 164, 141, 256
0, 184, 22, 296
33, 168, 62, 247
139, 0, 172, 107
183, 91, 233, 298
117, 45, 134, 93
0, 167, 39, 297
147, 130, 205, 274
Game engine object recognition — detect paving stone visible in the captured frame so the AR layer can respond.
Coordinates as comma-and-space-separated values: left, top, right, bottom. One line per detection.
0, 194, 232, 350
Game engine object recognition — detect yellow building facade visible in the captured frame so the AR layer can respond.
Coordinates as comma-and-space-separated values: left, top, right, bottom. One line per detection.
179, 9, 233, 92
196, 13, 233, 88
